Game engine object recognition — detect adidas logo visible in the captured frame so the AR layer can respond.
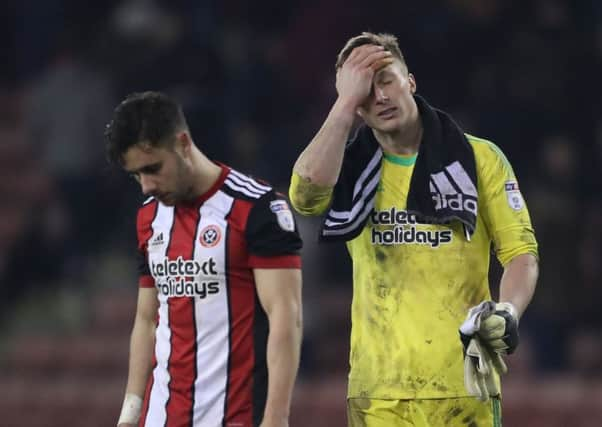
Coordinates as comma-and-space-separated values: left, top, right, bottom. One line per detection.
429, 161, 478, 217
150, 232, 164, 247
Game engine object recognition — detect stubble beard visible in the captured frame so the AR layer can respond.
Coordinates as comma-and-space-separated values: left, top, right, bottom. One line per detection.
172, 157, 195, 203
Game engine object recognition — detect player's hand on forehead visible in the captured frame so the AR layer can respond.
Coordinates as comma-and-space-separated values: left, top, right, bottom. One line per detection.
335, 43, 394, 106
344, 44, 394, 73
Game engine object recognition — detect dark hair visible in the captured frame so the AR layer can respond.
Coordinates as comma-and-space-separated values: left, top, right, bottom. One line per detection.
104, 91, 188, 164
335, 32, 407, 73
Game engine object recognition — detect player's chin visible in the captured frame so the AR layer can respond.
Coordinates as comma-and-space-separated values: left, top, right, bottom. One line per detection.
371, 118, 401, 133
157, 194, 176, 206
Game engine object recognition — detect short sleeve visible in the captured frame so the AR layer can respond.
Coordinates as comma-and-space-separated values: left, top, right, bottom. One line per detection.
245, 191, 303, 269
136, 202, 157, 288
472, 136, 539, 266
289, 171, 333, 216
137, 247, 155, 288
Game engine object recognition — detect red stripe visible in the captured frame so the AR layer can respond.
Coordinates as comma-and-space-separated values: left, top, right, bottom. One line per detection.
165, 206, 200, 426
225, 199, 255, 425
248, 254, 302, 269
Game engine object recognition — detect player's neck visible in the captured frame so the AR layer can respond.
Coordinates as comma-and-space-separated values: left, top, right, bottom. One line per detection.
373, 114, 423, 156
189, 150, 222, 198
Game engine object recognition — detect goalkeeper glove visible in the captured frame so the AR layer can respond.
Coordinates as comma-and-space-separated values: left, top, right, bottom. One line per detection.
463, 336, 504, 401
459, 301, 510, 400
477, 302, 519, 355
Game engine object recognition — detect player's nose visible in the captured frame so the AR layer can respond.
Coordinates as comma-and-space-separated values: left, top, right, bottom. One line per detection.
140, 174, 158, 196
375, 87, 389, 103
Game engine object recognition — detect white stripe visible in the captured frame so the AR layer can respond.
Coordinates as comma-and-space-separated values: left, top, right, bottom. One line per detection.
429, 181, 437, 194
226, 173, 265, 196
145, 204, 174, 427
143, 196, 155, 205
224, 178, 262, 199
328, 150, 382, 222
192, 192, 233, 424
445, 161, 477, 196
323, 194, 376, 236
327, 209, 354, 221
352, 149, 383, 200
324, 169, 381, 227
229, 169, 272, 192
431, 170, 457, 196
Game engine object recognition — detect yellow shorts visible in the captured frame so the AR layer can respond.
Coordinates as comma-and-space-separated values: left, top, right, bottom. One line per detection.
347, 397, 501, 427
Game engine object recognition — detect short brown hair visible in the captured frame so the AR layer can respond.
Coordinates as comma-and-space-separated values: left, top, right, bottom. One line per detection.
335, 32, 407, 73
104, 91, 188, 165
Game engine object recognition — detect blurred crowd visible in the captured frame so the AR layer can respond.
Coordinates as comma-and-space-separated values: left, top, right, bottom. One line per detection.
1, 0, 601, 401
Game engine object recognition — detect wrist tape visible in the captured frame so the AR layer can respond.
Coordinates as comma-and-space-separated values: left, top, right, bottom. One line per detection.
118, 393, 143, 425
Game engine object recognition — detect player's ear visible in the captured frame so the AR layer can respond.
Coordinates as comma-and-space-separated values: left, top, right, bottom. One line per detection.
175, 131, 192, 157
408, 73, 417, 94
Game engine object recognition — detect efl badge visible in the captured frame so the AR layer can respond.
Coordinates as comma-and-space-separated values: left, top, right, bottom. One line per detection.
199, 225, 222, 247
270, 200, 295, 232
505, 181, 524, 211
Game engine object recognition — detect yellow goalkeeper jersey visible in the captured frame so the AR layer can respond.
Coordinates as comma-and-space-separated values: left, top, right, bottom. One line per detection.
290, 134, 538, 399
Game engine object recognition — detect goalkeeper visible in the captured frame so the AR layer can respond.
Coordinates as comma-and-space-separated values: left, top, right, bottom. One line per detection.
288, 32, 538, 426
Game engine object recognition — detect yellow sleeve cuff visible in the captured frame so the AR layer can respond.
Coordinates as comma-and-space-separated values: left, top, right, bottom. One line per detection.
495, 226, 539, 266
288, 172, 333, 216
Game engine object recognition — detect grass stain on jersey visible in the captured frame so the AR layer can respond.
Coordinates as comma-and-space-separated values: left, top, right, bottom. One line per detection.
445, 406, 463, 424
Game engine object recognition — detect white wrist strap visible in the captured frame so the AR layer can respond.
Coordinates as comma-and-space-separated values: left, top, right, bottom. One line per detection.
118, 393, 143, 425
498, 302, 519, 323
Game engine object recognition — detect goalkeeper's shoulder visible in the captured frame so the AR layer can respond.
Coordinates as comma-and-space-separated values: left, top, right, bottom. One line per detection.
288, 171, 333, 216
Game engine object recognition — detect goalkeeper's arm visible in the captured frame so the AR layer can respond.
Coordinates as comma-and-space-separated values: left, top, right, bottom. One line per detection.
498, 253, 538, 319
460, 254, 537, 399
289, 172, 333, 216
479, 253, 538, 354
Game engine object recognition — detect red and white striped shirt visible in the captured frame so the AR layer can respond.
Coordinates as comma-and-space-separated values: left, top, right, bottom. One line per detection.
135, 164, 302, 427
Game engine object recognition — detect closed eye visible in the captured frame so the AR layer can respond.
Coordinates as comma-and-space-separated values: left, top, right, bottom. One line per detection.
140, 163, 162, 174
127, 162, 162, 181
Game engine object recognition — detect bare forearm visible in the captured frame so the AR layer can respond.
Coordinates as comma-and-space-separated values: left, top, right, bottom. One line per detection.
499, 253, 539, 319
294, 44, 393, 186
262, 309, 302, 423
293, 98, 356, 186
125, 317, 156, 396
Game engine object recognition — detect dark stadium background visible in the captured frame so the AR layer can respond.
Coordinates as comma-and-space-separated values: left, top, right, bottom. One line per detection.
1, 1, 600, 425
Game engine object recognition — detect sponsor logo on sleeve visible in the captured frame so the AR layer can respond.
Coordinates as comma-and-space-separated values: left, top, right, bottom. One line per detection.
270, 200, 295, 232
505, 180, 524, 210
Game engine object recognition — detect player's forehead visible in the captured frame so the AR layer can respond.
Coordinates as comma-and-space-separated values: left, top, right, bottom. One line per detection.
122, 142, 165, 171
375, 62, 403, 80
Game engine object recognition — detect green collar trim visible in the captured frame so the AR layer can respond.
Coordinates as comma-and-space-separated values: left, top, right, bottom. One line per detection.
383, 151, 418, 166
